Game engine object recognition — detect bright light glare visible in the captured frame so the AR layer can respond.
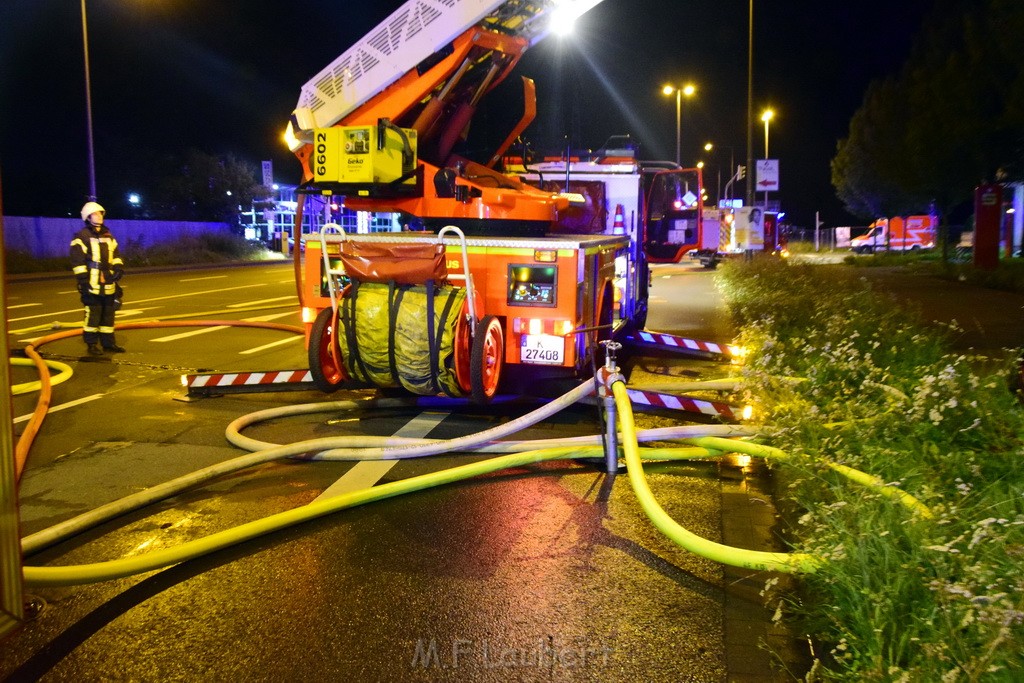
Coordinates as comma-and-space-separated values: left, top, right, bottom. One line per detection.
761, 109, 774, 122
551, 0, 599, 36
741, 405, 754, 421
728, 344, 748, 359
662, 84, 675, 96
284, 122, 307, 152
682, 83, 695, 97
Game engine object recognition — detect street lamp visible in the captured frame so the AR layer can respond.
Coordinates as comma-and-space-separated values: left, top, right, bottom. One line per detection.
705, 142, 737, 205
81, 0, 97, 200
761, 108, 774, 159
662, 82, 695, 166
760, 109, 775, 212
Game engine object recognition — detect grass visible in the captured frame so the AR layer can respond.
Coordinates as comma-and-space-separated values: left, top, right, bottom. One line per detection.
4, 233, 279, 275
717, 256, 1024, 681
834, 246, 1024, 293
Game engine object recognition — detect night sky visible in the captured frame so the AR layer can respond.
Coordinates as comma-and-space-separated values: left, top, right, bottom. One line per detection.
0, 0, 935, 228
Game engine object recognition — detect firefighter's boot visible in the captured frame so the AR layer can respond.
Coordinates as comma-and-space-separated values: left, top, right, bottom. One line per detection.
104, 344, 126, 353
87, 343, 104, 356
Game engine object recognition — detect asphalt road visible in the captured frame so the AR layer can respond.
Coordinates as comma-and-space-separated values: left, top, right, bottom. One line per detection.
2, 261, 802, 681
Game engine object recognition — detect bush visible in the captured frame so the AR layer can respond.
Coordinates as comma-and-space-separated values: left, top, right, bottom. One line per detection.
718, 258, 1024, 681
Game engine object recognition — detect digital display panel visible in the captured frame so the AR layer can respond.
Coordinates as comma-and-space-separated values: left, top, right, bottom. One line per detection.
507, 265, 557, 307
320, 257, 344, 297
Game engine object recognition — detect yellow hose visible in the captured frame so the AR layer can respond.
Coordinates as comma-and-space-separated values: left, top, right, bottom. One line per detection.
612, 381, 822, 574
13, 320, 304, 482
10, 357, 73, 395
17, 325, 932, 584
683, 436, 932, 519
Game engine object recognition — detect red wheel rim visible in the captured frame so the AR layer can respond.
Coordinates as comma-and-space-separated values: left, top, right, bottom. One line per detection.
479, 318, 503, 397
317, 312, 345, 384
453, 303, 472, 394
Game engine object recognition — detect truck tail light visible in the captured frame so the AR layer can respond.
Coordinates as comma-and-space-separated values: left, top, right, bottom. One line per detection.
512, 318, 573, 336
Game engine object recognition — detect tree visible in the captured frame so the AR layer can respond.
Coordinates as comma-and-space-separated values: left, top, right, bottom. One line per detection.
832, 0, 1024, 223
155, 149, 270, 226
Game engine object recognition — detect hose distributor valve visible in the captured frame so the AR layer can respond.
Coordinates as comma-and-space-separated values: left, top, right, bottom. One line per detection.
595, 340, 624, 396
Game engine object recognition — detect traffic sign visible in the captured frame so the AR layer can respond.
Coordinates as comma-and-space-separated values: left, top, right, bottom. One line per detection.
756, 159, 779, 191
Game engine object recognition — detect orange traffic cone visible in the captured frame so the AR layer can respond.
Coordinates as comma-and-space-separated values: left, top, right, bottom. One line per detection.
612, 204, 626, 234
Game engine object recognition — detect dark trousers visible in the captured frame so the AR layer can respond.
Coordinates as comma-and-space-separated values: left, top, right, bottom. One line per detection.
82, 294, 118, 347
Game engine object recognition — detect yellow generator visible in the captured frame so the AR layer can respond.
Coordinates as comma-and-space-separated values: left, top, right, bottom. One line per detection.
311, 121, 417, 188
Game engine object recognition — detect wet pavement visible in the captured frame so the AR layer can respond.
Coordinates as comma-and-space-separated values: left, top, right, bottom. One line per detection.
0, 263, 834, 681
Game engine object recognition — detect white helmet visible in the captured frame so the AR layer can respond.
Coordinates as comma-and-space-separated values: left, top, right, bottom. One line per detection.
81, 201, 105, 222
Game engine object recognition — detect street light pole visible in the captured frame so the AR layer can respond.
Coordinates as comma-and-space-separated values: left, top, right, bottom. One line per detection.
81, 0, 97, 200
745, 0, 754, 208
761, 108, 774, 211
662, 83, 695, 167
674, 88, 681, 166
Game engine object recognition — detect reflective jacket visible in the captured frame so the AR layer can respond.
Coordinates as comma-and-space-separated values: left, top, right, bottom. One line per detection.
70, 225, 123, 296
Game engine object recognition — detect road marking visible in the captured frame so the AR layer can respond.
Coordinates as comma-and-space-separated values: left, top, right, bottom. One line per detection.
151, 326, 230, 342
146, 313, 294, 342
239, 336, 303, 355
11, 307, 165, 337
228, 296, 296, 308
8, 303, 42, 310
7, 284, 270, 323
15, 393, 104, 423
240, 312, 297, 322
180, 275, 228, 282
313, 411, 449, 501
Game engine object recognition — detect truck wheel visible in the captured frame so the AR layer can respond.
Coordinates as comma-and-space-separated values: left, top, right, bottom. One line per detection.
471, 315, 503, 403
309, 306, 346, 393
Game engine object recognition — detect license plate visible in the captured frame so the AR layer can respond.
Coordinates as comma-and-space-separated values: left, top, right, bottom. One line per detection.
520, 334, 565, 365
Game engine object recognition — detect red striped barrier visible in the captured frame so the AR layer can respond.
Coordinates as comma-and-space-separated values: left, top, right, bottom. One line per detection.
626, 388, 738, 422
185, 370, 314, 396
623, 330, 737, 360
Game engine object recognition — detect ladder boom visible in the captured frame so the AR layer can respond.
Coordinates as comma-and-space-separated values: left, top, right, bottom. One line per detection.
291, 0, 605, 133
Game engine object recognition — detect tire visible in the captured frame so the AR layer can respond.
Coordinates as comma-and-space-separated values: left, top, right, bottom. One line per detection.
309, 306, 346, 393
470, 315, 504, 404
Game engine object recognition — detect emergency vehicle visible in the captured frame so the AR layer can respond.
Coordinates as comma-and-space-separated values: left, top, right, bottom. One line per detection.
851, 215, 937, 253
284, 0, 661, 400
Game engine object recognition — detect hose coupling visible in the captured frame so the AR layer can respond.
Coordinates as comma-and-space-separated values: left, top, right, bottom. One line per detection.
600, 340, 622, 371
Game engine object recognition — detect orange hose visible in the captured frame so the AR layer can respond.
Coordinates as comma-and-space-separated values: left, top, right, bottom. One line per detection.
14, 319, 304, 483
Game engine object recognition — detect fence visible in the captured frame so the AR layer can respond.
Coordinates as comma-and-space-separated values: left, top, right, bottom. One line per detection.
2, 216, 232, 259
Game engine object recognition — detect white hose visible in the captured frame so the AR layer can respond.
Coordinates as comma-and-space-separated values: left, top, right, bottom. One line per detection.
22, 379, 753, 556
25, 381, 592, 555
226, 380, 595, 458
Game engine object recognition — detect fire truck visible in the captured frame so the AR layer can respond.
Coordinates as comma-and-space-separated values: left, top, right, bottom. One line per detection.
284, 0, 683, 400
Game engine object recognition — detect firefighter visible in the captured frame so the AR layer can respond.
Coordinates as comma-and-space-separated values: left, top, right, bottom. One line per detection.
70, 201, 126, 355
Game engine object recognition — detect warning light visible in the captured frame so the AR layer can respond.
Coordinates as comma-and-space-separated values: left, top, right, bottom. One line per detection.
534, 250, 557, 263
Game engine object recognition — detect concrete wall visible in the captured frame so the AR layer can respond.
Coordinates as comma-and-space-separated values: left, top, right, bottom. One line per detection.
2, 216, 233, 259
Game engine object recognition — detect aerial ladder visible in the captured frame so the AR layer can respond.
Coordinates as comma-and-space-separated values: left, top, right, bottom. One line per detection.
284, 0, 605, 232
182, 0, 741, 420
260, 0, 739, 404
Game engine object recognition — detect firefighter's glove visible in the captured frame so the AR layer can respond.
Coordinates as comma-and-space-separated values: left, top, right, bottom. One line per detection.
76, 278, 89, 295
110, 267, 124, 282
